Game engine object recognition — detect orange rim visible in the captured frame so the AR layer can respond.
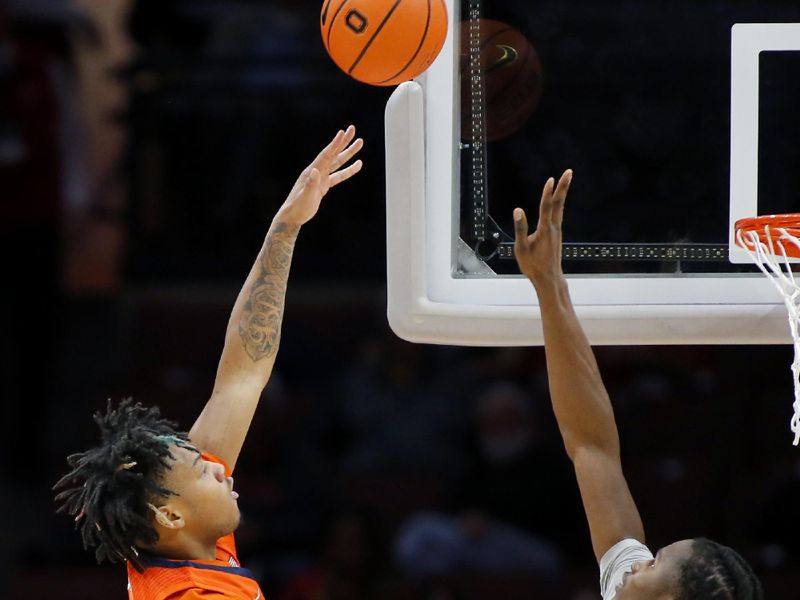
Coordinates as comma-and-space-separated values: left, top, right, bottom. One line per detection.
735, 213, 800, 258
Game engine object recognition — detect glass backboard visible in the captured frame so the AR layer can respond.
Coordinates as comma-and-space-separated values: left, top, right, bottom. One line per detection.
385, 0, 800, 345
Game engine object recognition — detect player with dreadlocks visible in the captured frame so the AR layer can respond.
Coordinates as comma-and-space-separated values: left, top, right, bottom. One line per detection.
54, 126, 364, 599
513, 170, 763, 600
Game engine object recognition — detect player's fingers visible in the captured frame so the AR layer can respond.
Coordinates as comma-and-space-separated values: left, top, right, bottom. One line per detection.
513, 207, 529, 245
314, 129, 346, 166
329, 126, 356, 161
537, 177, 556, 228
341, 124, 357, 147
551, 169, 573, 228
331, 138, 364, 172
329, 159, 363, 187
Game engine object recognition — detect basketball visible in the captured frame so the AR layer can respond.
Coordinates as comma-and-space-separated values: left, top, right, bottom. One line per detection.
321, 0, 448, 86
459, 19, 543, 141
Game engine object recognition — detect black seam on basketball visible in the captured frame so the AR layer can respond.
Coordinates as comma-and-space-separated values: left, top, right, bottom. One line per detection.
377, 0, 432, 84
321, 0, 332, 28
327, 0, 352, 52
348, 0, 404, 75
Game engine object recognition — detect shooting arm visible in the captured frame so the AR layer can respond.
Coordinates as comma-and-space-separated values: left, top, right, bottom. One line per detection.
189, 127, 363, 471
188, 216, 298, 470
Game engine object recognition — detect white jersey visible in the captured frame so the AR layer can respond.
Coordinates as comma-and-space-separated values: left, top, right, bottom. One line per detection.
599, 538, 654, 600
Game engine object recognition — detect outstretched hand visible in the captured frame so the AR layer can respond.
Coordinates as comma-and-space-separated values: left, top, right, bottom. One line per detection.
277, 125, 364, 226
513, 169, 573, 284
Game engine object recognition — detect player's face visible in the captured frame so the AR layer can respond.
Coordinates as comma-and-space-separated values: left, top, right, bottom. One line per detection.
614, 539, 694, 600
160, 445, 241, 541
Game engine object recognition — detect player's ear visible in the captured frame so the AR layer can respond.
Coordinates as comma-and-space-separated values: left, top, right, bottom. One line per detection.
148, 503, 185, 530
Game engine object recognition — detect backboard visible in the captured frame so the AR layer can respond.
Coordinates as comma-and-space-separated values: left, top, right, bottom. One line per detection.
385, 0, 800, 345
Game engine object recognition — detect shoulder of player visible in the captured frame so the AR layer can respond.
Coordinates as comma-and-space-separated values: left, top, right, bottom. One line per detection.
134, 559, 260, 599
162, 587, 259, 600
130, 546, 252, 587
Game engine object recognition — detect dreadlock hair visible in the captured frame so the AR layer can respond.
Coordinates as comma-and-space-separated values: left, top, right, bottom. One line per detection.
53, 399, 192, 572
676, 538, 763, 600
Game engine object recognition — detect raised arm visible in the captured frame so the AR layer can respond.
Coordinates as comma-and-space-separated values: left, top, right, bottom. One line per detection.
189, 126, 363, 470
513, 171, 644, 562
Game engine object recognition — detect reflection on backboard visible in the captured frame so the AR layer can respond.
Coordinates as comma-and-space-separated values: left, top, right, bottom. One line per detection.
385, 0, 800, 345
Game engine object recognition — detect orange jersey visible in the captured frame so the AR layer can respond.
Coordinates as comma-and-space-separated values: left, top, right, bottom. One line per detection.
127, 453, 264, 600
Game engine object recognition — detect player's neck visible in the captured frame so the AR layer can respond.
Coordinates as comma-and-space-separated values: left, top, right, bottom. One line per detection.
152, 533, 217, 561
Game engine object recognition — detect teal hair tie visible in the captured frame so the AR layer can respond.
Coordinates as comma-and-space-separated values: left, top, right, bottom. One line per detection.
155, 434, 186, 447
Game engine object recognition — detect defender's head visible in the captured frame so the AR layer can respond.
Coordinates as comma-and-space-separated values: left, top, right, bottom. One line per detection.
616, 538, 762, 600
53, 399, 240, 571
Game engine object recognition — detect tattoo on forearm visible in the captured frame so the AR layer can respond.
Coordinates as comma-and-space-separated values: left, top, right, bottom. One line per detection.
238, 222, 299, 361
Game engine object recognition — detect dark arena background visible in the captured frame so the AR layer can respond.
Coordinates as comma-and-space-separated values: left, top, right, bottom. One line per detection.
2, 1, 799, 598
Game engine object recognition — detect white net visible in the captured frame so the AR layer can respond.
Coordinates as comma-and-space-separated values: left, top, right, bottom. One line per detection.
737, 224, 800, 445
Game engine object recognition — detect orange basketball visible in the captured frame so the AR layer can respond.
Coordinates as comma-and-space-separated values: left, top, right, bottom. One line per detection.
321, 0, 448, 86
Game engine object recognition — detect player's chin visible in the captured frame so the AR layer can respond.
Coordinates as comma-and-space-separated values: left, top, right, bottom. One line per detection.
230, 508, 242, 532
229, 496, 241, 516
232, 496, 241, 513
218, 495, 241, 526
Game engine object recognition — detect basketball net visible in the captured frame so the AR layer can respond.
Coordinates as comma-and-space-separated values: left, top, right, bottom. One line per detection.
736, 223, 800, 446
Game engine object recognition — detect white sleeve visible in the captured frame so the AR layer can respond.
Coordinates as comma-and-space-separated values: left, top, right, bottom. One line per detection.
599, 538, 654, 600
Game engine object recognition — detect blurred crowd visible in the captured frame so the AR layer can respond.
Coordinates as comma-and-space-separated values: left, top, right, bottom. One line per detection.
2, 1, 800, 599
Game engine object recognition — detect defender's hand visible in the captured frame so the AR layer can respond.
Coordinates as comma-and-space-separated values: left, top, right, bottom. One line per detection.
513, 169, 573, 285
277, 125, 364, 226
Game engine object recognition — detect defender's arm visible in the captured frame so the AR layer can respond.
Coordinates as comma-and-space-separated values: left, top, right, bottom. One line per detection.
514, 172, 644, 562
